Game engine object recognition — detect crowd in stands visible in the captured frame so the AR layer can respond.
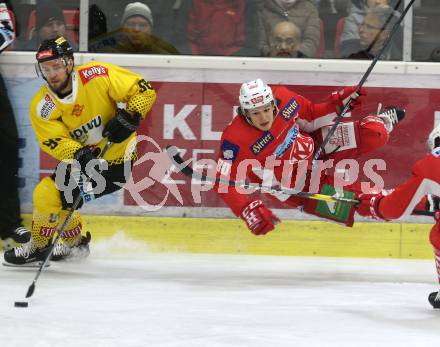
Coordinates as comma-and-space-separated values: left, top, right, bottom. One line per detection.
2, 0, 440, 61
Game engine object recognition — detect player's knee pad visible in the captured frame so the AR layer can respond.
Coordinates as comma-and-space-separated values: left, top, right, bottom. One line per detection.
32, 177, 63, 247
358, 116, 389, 152
32, 209, 83, 248
33, 176, 63, 211
32, 177, 84, 248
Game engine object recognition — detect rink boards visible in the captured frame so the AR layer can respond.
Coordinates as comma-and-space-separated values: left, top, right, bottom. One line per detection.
0, 54, 437, 260
3, 214, 431, 260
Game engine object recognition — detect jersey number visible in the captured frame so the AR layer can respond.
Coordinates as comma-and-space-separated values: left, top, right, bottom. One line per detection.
138, 79, 152, 93
43, 138, 61, 150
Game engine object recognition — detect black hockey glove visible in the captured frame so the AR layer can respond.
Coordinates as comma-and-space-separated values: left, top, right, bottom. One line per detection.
74, 146, 96, 172
102, 108, 141, 143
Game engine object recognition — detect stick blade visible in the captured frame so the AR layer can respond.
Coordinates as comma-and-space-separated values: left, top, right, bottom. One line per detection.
165, 146, 195, 177
26, 283, 35, 298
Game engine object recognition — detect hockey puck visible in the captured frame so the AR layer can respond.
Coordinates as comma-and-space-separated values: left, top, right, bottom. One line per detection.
14, 301, 28, 308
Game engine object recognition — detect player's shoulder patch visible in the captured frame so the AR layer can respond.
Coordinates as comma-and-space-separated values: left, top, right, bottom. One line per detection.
78, 63, 109, 85
36, 93, 56, 120
220, 139, 240, 161
431, 147, 440, 157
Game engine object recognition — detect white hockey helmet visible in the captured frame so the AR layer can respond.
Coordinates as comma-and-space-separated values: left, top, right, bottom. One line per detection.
428, 123, 440, 150
239, 79, 274, 112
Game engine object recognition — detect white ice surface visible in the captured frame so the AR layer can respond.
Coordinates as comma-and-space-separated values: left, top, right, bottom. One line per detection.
1, 233, 440, 347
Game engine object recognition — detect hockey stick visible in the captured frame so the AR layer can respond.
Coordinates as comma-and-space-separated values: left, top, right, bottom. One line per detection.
166, 146, 358, 204
166, 146, 437, 217
24, 141, 112, 299
312, 0, 415, 164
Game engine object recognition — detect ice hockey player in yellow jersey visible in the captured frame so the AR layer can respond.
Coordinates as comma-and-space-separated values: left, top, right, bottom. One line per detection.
3, 36, 156, 265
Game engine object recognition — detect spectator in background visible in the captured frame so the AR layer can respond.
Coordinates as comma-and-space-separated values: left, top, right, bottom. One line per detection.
187, 0, 259, 56
0, 3, 31, 248
16, 0, 77, 51
265, 21, 301, 57
122, 1, 154, 36
340, 0, 396, 47
258, 0, 320, 58
340, 6, 401, 60
89, 2, 178, 54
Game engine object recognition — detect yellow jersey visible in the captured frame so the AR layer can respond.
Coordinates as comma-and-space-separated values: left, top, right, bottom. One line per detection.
29, 60, 156, 164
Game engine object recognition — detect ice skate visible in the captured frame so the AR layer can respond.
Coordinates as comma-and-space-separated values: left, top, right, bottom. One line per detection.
3, 240, 48, 266
376, 106, 405, 132
51, 231, 91, 261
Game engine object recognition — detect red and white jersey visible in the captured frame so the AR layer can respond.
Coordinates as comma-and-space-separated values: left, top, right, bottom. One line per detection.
215, 86, 341, 216
379, 149, 440, 220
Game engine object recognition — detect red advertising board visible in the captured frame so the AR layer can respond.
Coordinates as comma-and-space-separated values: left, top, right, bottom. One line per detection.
39, 82, 440, 210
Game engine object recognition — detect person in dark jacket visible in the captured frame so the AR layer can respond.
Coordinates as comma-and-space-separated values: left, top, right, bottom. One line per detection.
0, 2, 31, 248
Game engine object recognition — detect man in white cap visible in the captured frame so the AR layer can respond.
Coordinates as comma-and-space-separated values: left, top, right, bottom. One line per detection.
121, 2, 154, 36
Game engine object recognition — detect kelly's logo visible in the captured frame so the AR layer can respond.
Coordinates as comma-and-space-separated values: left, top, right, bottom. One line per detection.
280, 98, 300, 121
251, 132, 274, 155
72, 104, 84, 117
78, 65, 108, 84
36, 49, 53, 60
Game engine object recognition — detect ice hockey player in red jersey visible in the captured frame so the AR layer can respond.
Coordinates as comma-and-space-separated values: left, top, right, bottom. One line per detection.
215, 79, 404, 236
357, 124, 440, 309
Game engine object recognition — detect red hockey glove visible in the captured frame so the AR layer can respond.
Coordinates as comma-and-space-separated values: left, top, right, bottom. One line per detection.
356, 192, 387, 220
331, 85, 366, 114
241, 200, 281, 236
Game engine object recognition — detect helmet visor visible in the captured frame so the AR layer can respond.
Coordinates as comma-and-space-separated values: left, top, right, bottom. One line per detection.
37, 58, 68, 79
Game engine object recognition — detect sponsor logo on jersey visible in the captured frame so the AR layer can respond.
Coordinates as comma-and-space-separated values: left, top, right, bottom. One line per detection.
37, 93, 56, 119
290, 134, 314, 162
63, 224, 82, 238
39, 226, 56, 237
251, 131, 274, 155
78, 65, 108, 84
273, 125, 299, 157
72, 104, 85, 117
328, 123, 352, 147
70, 115, 103, 144
221, 140, 240, 161
280, 98, 299, 121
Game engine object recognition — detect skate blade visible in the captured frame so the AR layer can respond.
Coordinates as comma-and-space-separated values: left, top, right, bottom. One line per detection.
2, 261, 50, 268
